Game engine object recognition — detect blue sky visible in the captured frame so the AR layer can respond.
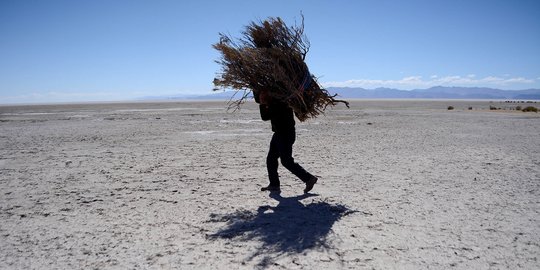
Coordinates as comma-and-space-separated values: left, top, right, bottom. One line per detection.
1, 0, 539, 104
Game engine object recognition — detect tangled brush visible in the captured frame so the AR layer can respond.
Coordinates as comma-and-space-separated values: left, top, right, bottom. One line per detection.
213, 16, 349, 121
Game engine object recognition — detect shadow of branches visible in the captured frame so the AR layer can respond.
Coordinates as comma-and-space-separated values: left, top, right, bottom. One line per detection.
207, 192, 357, 265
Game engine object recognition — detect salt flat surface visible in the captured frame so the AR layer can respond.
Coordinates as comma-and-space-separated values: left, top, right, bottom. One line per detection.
0, 100, 539, 269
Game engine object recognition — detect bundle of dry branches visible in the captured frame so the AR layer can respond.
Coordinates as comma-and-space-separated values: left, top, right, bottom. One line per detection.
213, 16, 349, 121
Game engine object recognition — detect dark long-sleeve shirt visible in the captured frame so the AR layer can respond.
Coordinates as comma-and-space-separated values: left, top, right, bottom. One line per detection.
260, 102, 295, 134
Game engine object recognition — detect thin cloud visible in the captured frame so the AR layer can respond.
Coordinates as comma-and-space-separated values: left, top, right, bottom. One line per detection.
322, 75, 537, 90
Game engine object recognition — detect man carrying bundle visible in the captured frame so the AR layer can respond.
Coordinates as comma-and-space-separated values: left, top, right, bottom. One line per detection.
213, 16, 348, 194
256, 90, 318, 193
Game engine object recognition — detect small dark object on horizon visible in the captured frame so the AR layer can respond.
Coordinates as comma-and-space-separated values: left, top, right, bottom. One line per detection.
522, 106, 538, 112
447, 106, 454, 110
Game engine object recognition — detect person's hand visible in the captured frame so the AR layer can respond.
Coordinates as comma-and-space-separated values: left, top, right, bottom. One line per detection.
260, 90, 270, 105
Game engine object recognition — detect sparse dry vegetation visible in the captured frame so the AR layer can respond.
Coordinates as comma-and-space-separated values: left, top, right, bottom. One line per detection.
522, 106, 538, 112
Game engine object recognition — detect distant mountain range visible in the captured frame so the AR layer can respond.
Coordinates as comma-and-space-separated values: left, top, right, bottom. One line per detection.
142, 86, 540, 101
326, 86, 540, 100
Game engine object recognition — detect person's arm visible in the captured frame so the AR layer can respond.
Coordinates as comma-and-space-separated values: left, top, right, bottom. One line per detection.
260, 104, 270, 121
259, 90, 271, 121
253, 90, 261, 104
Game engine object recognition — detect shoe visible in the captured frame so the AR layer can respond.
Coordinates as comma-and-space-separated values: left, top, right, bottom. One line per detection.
261, 185, 281, 192
304, 176, 318, 193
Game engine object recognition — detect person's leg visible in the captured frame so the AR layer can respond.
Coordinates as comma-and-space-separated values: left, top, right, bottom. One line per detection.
277, 132, 314, 183
266, 133, 280, 187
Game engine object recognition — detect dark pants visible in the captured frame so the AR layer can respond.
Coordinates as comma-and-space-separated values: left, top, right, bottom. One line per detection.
267, 131, 313, 187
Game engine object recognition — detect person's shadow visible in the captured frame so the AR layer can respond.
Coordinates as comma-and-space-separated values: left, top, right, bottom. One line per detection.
208, 192, 356, 266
